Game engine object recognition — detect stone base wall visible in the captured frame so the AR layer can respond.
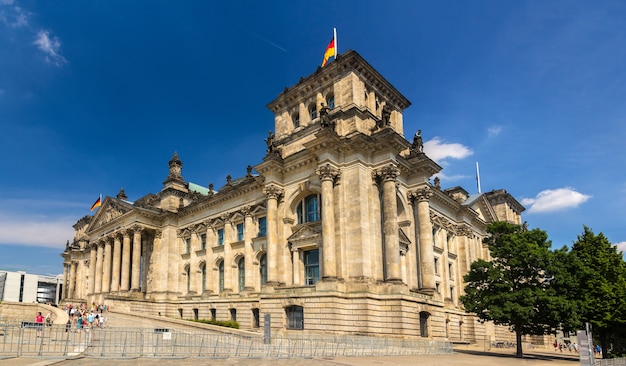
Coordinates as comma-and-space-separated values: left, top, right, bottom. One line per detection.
0, 302, 68, 325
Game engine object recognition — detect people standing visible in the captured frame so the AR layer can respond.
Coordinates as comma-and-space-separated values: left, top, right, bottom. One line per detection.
35, 311, 44, 338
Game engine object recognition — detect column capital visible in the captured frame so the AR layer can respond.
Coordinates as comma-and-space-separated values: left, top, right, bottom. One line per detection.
240, 205, 253, 217
122, 228, 132, 238
132, 224, 144, 234
154, 229, 163, 239
315, 163, 340, 182
373, 163, 400, 183
263, 184, 284, 200
408, 186, 433, 204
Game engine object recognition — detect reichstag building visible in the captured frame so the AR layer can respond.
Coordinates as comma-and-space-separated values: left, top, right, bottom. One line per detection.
61, 50, 524, 342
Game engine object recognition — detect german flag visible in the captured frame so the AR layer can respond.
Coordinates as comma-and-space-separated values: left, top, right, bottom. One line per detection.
321, 28, 337, 67
90, 195, 102, 211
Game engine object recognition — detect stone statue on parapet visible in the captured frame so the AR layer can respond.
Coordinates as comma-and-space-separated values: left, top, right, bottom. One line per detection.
319, 103, 333, 128
407, 129, 424, 158
381, 104, 391, 126
265, 131, 275, 154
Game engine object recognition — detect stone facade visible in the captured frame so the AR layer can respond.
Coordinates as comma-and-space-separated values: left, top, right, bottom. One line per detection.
61, 50, 524, 341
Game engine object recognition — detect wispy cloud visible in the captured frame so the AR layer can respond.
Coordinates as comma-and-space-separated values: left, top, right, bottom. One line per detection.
487, 126, 502, 138
521, 187, 591, 213
33, 30, 66, 66
615, 241, 626, 254
0, 2, 29, 28
423, 137, 473, 163
0, 214, 74, 249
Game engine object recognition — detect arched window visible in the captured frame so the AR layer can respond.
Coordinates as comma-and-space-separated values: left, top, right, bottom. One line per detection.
286, 305, 304, 330
308, 103, 317, 120
238, 257, 245, 292
185, 265, 190, 293
326, 94, 335, 109
292, 112, 300, 128
201, 263, 206, 293
218, 261, 224, 292
296, 194, 320, 224
259, 254, 267, 286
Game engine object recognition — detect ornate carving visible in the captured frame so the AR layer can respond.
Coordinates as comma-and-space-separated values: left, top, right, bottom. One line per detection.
132, 225, 144, 234
164, 151, 184, 183
263, 184, 284, 200
408, 186, 432, 204
246, 165, 253, 178
319, 103, 335, 130
456, 224, 474, 237
315, 163, 340, 183
116, 187, 128, 201
100, 206, 124, 226
240, 205, 253, 217
154, 230, 162, 239
372, 164, 400, 183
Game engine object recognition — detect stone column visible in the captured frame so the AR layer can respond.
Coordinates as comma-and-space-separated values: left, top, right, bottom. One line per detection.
61, 262, 68, 299
316, 163, 340, 280
121, 230, 131, 291
69, 261, 77, 298
95, 241, 104, 293
131, 226, 143, 291
409, 186, 436, 294
375, 164, 401, 282
88, 244, 97, 295
102, 238, 112, 293
222, 216, 233, 293
263, 184, 283, 285
242, 206, 255, 291
111, 234, 122, 292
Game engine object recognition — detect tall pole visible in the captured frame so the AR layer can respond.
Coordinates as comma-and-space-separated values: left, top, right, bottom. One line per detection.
476, 161, 482, 194
333, 27, 337, 58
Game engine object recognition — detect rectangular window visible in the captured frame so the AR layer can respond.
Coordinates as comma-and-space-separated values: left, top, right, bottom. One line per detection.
237, 223, 244, 241
304, 249, 320, 285
434, 257, 439, 275
210, 308, 216, 321
185, 238, 191, 254
217, 229, 224, 246
448, 263, 453, 279
258, 217, 267, 237
200, 234, 206, 250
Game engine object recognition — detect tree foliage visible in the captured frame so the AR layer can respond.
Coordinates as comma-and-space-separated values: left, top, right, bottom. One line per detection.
461, 222, 573, 357
569, 226, 626, 358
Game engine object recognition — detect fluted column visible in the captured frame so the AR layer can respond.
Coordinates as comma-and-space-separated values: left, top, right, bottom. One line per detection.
111, 234, 122, 292
88, 244, 97, 294
102, 238, 112, 293
316, 163, 340, 280
61, 262, 69, 299
242, 206, 255, 291
131, 226, 143, 291
222, 216, 233, 292
375, 164, 401, 282
121, 230, 131, 291
95, 241, 104, 293
263, 184, 283, 285
409, 186, 436, 294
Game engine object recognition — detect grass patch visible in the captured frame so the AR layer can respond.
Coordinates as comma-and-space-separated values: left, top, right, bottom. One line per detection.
185, 318, 239, 329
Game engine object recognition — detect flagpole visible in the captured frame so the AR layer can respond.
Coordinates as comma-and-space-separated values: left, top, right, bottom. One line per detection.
333, 27, 337, 58
476, 161, 482, 194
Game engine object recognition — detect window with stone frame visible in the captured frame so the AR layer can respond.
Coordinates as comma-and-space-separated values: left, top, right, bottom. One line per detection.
185, 237, 191, 254
237, 257, 245, 292
200, 233, 207, 250
258, 216, 267, 237
296, 194, 320, 224
286, 305, 304, 330
236, 223, 244, 242
419, 312, 430, 337
259, 253, 267, 286
308, 103, 317, 120
434, 257, 439, 275
326, 94, 335, 109
218, 261, 224, 292
304, 249, 320, 285
217, 228, 224, 246
201, 263, 206, 293
292, 112, 300, 128
185, 265, 190, 293
448, 262, 453, 280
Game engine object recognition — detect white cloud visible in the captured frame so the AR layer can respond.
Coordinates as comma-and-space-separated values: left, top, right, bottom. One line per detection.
615, 241, 626, 254
488, 126, 502, 138
33, 30, 66, 66
423, 137, 473, 163
0, 214, 74, 249
521, 187, 591, 213
0, 4, 29, 28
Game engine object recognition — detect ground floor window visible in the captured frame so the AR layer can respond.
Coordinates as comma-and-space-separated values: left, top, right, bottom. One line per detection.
420, 311, 430, 337
252, 308, 260, 328
230, 308, 237, 321
286, 305, 304, 330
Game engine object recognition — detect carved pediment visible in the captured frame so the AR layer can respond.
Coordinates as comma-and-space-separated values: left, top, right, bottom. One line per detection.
86, 198, 134, 234
463, 194, 497, 223
287, 222, 322, 250
399, 228, 411, 245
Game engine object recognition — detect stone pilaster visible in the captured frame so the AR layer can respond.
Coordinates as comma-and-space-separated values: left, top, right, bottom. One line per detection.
263, 184, 283, 285
409, 186, 436, 294
131, 225, 143, 291
69, 261, 77, 298
61, 262, 68, 299
242, 206, 255, 291
316, 163, 340, 280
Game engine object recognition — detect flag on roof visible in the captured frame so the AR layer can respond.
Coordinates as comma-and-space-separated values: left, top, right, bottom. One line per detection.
90, 195, 102, 211
321, 28, 337, 67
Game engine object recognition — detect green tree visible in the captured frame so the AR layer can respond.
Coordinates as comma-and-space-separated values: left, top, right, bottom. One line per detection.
570, 226, 626, 359
461, 222, 572, 357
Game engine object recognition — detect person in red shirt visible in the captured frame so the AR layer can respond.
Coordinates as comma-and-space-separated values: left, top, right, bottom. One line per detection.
35, 312, 44, 338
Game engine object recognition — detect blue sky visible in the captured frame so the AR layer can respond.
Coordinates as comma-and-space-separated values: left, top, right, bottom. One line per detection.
1, 1, 625, 276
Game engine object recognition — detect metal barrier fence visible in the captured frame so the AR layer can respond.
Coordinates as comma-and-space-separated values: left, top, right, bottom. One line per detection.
0, 322, 452, 360
597, 358, 626, 366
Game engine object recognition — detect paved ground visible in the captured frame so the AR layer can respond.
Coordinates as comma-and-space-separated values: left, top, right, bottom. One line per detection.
0, 311, 583, 366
